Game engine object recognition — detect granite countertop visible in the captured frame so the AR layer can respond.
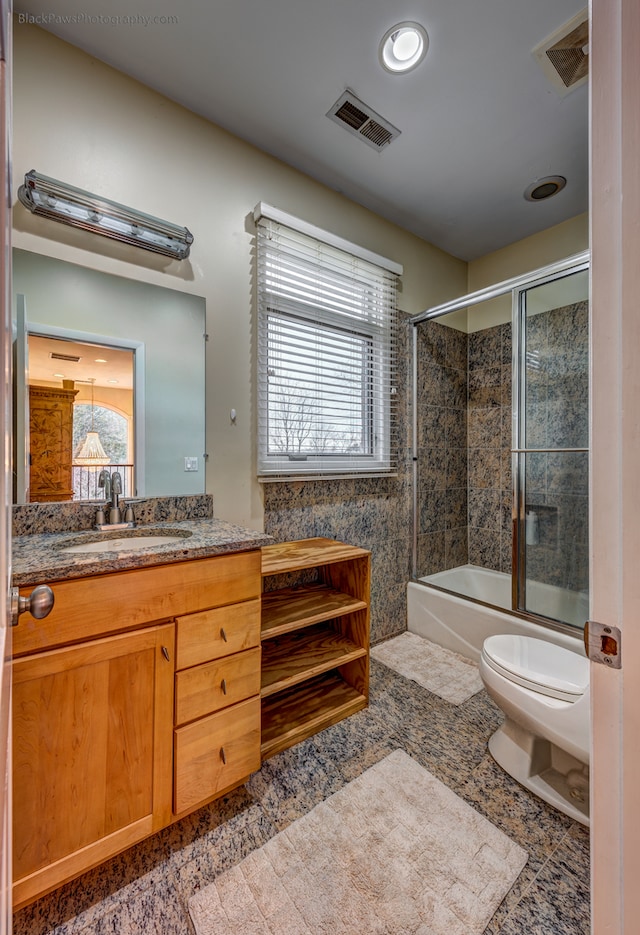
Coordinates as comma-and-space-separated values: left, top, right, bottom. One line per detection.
12, 518, 274, 586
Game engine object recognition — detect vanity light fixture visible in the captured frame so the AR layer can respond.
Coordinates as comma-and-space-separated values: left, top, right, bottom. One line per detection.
18, 170, 194, 260
379, 22, 429, 74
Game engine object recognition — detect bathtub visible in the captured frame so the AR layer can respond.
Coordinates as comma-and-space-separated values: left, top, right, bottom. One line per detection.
407, 564, 586, 662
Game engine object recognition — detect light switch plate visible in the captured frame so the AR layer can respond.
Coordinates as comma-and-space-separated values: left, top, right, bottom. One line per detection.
184, 457, 198, 472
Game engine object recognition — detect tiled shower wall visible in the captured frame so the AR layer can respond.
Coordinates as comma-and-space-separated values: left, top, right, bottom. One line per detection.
415, 322, 469, 575
415, 301, 589, 595
262, 316, 413, 646
523, 301, 589, 592
467, 323, 512, 573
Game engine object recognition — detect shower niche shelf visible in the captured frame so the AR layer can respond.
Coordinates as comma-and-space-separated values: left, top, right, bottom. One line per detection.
260, 538, 370, 760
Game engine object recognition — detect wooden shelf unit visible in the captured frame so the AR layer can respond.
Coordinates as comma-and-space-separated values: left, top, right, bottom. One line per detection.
260, 538, 370, 760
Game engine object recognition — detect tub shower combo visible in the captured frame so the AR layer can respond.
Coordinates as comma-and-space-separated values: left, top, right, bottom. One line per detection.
407, 252, 590, 825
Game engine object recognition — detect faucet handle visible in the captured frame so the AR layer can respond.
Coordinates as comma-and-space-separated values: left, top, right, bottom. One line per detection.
98, 470, 111, 500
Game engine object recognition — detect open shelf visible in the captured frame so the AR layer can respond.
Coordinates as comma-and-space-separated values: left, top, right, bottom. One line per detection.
260, 538, 370, 762
261, 623, 366, 697
261, 584, 367, 640
261, 538, 370, 576
261, 672, 367, 760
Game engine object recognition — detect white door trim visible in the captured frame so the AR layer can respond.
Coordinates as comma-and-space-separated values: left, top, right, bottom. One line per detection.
0, 0, 11, 928
590, 0, 640, 929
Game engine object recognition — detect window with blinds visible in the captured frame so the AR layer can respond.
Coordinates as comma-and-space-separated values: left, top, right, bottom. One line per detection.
255, 204, 401, 479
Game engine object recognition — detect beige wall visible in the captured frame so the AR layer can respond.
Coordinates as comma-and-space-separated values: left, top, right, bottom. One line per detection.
447, 212, 590, 331
11, 25, 467, 529
468, 212, 589, 292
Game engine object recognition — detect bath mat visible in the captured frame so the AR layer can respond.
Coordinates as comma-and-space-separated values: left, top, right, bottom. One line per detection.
371, 632, 483, 704
188, 749, 527, 935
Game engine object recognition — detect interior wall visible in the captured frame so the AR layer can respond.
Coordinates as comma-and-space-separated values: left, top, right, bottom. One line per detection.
463, 213, 589, 332
11, 23, 468, 532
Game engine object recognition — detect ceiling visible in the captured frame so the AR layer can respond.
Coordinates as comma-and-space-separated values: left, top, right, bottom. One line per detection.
14, 0, 589, 261
28, 335, 134, 389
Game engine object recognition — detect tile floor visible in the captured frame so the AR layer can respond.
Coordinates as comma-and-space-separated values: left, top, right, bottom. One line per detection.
14, 658, 590, 935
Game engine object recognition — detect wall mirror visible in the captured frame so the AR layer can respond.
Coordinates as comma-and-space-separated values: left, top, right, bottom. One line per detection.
13, 248, 206, 503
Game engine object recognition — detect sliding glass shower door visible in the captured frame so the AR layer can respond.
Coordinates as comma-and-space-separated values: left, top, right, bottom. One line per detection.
513, 265, 590, 629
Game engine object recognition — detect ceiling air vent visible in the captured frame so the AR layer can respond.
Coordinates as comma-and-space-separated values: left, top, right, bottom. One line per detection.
50, 352, 81, 362
533, 9, 589, 97
327, 90, 400, 151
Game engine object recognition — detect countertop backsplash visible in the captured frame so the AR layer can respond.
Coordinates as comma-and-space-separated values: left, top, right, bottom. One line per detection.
12, 494, 215, 537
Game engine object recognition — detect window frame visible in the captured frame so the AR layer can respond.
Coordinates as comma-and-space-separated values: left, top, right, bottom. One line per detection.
255, 203, 401, 481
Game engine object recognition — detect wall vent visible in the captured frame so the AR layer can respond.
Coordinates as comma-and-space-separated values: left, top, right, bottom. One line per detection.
50, 352, 81, 362
533, 9, 589, 96
327, 90, 400, 151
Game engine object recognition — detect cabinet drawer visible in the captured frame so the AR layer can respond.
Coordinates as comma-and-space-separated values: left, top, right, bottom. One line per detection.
175, 599, 260, 670
175, 647, 261, 726
174, 697, 260, 815
14, 550, 261, 656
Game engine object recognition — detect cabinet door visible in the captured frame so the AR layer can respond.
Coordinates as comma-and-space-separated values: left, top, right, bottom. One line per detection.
12, 623, 174, 909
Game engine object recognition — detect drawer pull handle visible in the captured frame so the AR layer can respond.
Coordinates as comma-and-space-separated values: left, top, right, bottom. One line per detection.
220, 747, 227, 765
220, 627, 228, 642
161, 646, 170, 662
221, 678, 227, 695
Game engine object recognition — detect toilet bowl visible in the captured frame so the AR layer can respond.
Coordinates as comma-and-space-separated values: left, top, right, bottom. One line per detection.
479, 634, 590, 826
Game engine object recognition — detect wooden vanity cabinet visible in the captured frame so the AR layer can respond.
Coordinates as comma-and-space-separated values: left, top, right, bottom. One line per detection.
12, 550, 262, 910
173, 600, 261, 816
12, 624, 174, 910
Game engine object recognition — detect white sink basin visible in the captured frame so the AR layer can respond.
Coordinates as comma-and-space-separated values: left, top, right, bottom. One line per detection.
60, 533, 190, 554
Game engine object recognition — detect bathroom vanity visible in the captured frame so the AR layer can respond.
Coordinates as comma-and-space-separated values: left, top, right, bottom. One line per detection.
11, 521, 370, 910
11, 520, 268, 910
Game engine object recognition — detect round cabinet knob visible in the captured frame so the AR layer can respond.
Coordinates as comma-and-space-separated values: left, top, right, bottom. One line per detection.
13, 584, 55, 622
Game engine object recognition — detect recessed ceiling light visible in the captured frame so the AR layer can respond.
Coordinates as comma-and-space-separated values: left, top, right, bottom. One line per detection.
524, 176, 567, 201
379, 22, 429, 74
107, 379, 119, 384
52, 372, 65, 378
94, 358, 108, 363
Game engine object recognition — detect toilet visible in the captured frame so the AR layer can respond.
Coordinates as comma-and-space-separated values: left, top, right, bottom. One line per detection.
479, 634, 590, 826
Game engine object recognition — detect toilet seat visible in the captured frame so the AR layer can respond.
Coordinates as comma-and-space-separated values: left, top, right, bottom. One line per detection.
482, 634, 589, 703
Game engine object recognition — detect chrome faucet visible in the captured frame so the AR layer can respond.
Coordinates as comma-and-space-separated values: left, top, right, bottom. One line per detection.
98, 469, 111, 503
109, 471, 123, 524
96, 470, 134, 529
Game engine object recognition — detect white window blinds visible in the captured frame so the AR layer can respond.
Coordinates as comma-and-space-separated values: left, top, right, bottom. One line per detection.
255, 204, 401, 480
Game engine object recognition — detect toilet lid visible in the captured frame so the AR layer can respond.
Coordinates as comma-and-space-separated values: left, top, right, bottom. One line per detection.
482, 634, 589, 702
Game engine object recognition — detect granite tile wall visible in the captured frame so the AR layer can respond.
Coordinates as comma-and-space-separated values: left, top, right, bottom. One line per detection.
262, 315, 413, 646
415, 300, 589, 596
467, 322, 512, 574
415, 320, 469, 575
523, 301, 589, 593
